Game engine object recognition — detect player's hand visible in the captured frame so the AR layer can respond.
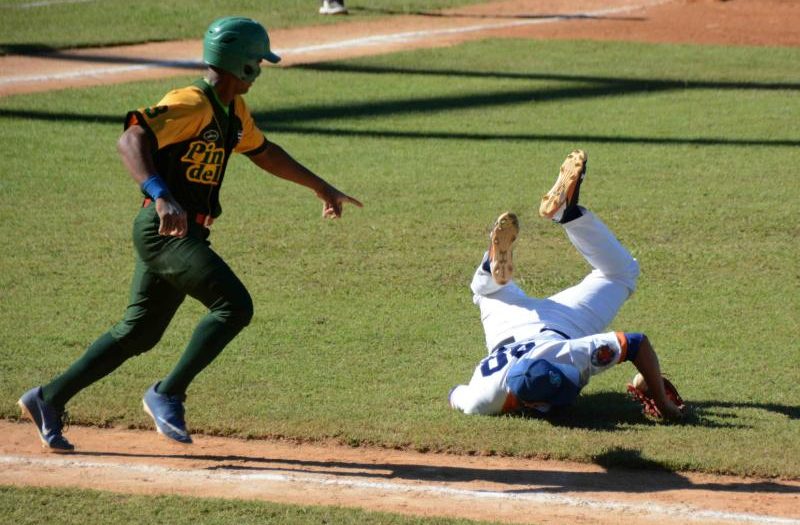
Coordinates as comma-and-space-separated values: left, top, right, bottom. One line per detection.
155, 197, 187, 237
316, 184, 363, 219
657, 397, 686, 420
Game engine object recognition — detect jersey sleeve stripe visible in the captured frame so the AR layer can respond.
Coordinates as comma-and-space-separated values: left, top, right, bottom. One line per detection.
242, 136, 269, 157
124, 110, 158, 151
502, 392, 521, 413
615, 331, 628, 363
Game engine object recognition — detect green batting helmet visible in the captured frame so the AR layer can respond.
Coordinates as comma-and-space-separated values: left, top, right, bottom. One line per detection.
203, 16, 281, 83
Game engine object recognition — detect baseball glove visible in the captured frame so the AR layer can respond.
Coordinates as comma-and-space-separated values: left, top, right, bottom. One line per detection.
627, 377, 685, 419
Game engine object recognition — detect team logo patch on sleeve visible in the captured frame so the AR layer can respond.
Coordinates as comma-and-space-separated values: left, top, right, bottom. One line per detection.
590, 345, 615, 367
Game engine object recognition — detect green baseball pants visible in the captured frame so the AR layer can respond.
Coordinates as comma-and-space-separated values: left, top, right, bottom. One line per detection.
42, 202, 253, 409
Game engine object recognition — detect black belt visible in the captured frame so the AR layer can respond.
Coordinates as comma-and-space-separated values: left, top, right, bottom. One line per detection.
539, 327, 571, 340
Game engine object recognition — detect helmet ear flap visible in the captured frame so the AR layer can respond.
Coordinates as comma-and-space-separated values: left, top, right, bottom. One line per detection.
242, 63, 260, 82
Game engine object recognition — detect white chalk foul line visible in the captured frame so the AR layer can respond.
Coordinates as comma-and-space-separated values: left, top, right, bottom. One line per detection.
1, 0, 96, 8
1, 455, 798, 525
282, 0, 671, 55
0, 59, 205, 86
0, 0, 670, 87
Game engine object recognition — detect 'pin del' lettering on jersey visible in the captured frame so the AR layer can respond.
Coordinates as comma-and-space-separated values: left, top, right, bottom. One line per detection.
181, 141, 226, 185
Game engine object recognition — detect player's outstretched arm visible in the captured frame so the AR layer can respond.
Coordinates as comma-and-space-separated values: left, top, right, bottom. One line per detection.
631, 336, 684, 420
249, 141, 363, 219
117, 126, 187, 237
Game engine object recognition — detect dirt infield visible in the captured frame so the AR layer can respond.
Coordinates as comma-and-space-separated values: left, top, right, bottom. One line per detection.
3, 421, 800, 525
3, 1, 800, 523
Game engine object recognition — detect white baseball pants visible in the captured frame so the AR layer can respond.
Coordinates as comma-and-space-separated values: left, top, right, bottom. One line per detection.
471, 209, 640, 353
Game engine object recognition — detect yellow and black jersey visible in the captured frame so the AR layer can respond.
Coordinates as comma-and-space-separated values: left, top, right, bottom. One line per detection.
125, 79, 267, 218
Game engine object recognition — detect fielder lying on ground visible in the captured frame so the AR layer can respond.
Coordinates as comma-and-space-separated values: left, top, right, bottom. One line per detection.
449, 150, 685, 420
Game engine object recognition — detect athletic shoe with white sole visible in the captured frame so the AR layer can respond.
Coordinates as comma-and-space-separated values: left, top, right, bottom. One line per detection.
143, 382, 192, 444
319, 0, 348, 15
539, 149, 587, 223
489, 212, 519, 285
18, 386, 74, 452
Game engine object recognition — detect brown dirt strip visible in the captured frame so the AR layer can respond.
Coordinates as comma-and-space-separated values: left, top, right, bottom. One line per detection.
2, 421, 800, 525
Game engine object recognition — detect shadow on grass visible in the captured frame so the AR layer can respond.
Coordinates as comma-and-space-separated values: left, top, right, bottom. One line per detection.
690, 400, 800, 420
4, 45, 797, 93
266, 126, 800, 148
3, 104, 797, 148
293, 62, 800, 92
69, 445, 800, 495
1, 104, 796, 148
532, 391, 799, 431
2, 63, 798, 147
3, 90, 799, 148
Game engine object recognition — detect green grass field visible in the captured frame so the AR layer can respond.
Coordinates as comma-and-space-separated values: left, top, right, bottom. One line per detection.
0, 0, 485, 53
1, 26, 799, 501
0, 485, 492, 525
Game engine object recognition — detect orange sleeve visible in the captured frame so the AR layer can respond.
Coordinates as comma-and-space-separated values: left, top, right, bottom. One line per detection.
501, 393, 522, 414
615, 332, 628, 363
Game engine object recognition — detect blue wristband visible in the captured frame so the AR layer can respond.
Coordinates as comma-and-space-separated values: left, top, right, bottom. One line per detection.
141, 175, 170, 200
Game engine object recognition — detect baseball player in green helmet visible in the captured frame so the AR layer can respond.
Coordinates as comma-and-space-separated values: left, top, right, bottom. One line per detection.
18, 16, 362, 450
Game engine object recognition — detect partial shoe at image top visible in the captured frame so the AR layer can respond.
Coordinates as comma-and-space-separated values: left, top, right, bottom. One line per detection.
320, 0, 348, 15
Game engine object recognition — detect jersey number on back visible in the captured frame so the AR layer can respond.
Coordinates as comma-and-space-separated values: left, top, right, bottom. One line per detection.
479, 341, 536, 377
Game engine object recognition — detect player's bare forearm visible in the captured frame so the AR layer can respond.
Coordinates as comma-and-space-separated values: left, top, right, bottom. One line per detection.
117, 125, 158, 186
631, 337, 683, 419
118, 125, 187, 237
249, 141, 363, 218
249, 141, 328, 191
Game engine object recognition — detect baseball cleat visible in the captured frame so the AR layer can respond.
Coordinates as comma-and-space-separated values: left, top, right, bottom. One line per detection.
143, 382, 193, 444
539, 149, 587, 222
17, 386, 75, 452
489, 212, 519, 285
